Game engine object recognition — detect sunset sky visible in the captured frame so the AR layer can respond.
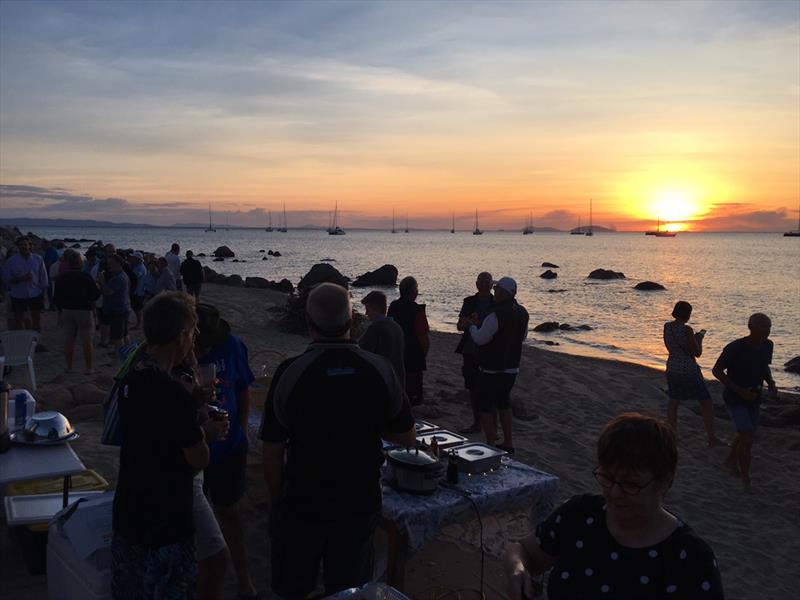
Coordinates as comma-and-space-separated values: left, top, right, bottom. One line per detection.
1, 0, 798, 231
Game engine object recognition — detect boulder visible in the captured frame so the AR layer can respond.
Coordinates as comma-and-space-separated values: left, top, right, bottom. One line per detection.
321, 258, 336, 262
245, 276, 270, 289
197, 253, 206, 257
70, 383, 106, 406
588, 268, 625, 280
540, 270, 558, 279
533, 321, 560, 333
546, 289, 567, 293
232, 259, 240, 263
541, 262, 559, 268
259, 249, 266, 253
262, 256, 268, 261
70, 243, 81, 249
634, 281, 666, 291
352, 264, 399, 287
213, 257, 225, 262
225, 274, 244, 287
268, 250, 274, 256
784, 356, 800, 374
558, 323, 573, 330
577, 324, 593, 330
267, 279, 294, 294
213, 245, 235, 258
273, 251, 281, 257
298, 263, 349, 291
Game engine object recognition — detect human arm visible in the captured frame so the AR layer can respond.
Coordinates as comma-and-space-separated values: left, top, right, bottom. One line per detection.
381, 359, 416, 446
505, 535, 556, 600
469, 312, 499, 346
183, 432, 210, 470
765, 366, 778, 399
712, 346, 758, 403
262, 441, 285, 503
456, 299, 472, 332
685, 325, 703, 358
415, 309, 430, 356
36, 259, 50, 292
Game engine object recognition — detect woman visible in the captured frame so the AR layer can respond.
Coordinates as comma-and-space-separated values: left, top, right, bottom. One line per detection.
98, 253, 131, 357
664, 301, 721, 446
505, 413, 724, 600
53, 249, 101, 373
111, 291, 211, 599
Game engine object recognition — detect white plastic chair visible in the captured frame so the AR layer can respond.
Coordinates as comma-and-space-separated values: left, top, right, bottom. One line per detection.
0, 330, 39, 392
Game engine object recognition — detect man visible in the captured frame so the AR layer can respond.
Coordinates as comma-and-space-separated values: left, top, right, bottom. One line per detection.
456, 272, 495, 434
43, 240, 60, 309
712, 313, 778, 488
129, 252, 147, 329
54, 249, 101, 374
166, 242, 183, 291
1, 236, 49, 331
98, 253, 131, 356
387, 276, 430, 405
155, 256, 177, 293
468, 277, 529, 453
359, 290, 405, 386
196, 303, 258, 600
181, 250, 205, 300
261, 283, 415, 598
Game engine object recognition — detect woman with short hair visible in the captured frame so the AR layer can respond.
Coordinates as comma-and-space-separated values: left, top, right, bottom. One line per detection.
53, 249, 101, 373
505, 413, 724, 600
664, 301, 721, 446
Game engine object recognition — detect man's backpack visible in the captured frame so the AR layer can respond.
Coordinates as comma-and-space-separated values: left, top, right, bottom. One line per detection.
101, 342, 144, 446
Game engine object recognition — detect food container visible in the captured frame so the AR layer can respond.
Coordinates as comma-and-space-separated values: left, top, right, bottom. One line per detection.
14, 411, 78, 445
385, 447, 444, 494
414, 419, 437, 434
415, 429, 467, 453
7, 389, 36, 432
450, 443, 507, 475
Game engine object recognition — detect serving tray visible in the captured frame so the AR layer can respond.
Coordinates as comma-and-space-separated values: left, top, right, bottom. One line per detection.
450, 442, 507, 474
415, 429, 467, 451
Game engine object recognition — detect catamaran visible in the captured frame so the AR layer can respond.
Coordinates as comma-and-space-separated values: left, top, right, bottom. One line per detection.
450, 213, 455, 234
523, 211, 534, 235
328, 201, 346, 235
404, 214, 409, 233
472, 209, 483, 235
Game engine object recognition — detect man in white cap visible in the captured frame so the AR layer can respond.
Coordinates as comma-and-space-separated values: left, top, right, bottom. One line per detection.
467, 276, 529, 453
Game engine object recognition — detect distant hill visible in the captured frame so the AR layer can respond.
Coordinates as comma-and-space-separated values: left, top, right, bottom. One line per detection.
0, 217, 161, 229
569, 225, 616, 233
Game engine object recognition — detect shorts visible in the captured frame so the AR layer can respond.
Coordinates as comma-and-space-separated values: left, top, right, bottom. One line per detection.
111, 534, 197, 600
271, 507, 378, 598
461, 354, 480, 391
106, 312, 130, 341
666, 368, 711, 402
61, 309, 94, 341
203, 444, 248, 507
131, 294, 144, 311
477, 371, 517, 413
11, 294, 44, 313
726, 402, 760, 433
193, 473, 227, 560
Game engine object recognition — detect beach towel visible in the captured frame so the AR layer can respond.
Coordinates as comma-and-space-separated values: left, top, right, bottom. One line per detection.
101, 341, 144, 446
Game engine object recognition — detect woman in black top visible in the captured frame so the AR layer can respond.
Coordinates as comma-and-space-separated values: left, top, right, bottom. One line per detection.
505, 413, 724, 600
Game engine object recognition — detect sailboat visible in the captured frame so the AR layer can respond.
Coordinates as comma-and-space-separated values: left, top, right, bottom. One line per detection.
570, 216, 584, 234
277, 203, 288, 232
328, 201, 346, 235
585, 199, 594, 236
523, 211, 534, 235
265, 210, 273, 232
391, 209, 397, 233
450, 213, 455, 234
404, 214, 409, 234
472, 209, 483, 235
205, 201, 216, 232
784, 199, 800, 236
647, 215, 676, 237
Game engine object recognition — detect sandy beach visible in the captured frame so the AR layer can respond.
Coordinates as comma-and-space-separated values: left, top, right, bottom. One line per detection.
1, 282, 798, 600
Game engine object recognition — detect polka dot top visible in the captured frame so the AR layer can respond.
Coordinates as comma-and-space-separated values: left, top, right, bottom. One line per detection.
535, 494, 724, 599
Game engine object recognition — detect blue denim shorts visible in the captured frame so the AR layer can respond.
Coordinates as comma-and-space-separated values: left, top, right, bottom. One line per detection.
726, 402, 760, 433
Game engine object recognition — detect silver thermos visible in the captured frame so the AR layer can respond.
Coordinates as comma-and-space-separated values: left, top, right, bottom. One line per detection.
0, 381, 11, 453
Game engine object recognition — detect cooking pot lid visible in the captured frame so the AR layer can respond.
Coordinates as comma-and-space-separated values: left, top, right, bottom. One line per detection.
387, 447, 438, 466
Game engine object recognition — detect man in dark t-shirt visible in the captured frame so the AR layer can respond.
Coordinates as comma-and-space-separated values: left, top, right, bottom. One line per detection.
359, 290, 405, 386
261, 283, 415, 598
387, 276, 430, 405
712, 313, 778, 488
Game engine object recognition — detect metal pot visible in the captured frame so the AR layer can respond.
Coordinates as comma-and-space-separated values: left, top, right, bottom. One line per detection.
22, 411, 75, 443
386, 447, 444, 494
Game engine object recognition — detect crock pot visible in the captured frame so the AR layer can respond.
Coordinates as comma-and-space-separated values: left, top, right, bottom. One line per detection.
386, 446, 444, 494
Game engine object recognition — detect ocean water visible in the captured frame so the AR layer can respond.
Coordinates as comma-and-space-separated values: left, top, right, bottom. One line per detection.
32, 227, 800, 390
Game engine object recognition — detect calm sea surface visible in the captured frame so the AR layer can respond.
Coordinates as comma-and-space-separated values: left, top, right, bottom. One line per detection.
33, 227, 800, 390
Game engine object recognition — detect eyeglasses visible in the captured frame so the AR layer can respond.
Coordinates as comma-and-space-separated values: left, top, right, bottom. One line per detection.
593, 468, 654, 496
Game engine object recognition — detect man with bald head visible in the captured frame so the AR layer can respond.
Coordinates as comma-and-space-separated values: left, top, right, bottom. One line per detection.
260, 283, 415, 597
713, 313, 778, 488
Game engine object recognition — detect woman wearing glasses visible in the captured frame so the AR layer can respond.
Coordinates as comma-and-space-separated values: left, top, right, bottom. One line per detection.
504, 413, 724, 599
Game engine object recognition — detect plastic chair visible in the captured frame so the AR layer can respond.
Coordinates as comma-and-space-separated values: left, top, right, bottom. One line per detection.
0, 330, 39, 392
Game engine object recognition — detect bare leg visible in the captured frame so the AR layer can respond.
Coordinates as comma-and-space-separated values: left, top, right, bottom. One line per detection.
197, 546, 229, 600
82, 338, 94, 373
724, 434, 741, 476
699, 399, 722, 447
64, 338, 76, 372
666, 399, 679, 433
480, 411, 498, 445
498, 408, 514, 449
737, 432, 754, 487
215, 503, 257, 597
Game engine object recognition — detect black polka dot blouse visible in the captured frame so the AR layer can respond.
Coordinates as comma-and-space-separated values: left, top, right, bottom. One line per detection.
534, 494, 724, 599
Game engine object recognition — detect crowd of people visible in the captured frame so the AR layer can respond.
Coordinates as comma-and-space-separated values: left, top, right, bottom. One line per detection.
3, 235, 783, 599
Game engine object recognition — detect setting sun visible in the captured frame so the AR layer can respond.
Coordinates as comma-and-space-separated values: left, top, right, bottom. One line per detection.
654, 187, 701, 222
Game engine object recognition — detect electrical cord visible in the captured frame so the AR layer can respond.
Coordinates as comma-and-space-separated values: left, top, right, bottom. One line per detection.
437, 482, 486, 600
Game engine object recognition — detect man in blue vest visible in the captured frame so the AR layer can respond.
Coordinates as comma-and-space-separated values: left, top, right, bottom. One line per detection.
467, 277, 529, 453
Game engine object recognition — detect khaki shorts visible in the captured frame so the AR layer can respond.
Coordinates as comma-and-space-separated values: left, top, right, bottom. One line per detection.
62, 309, 94, 341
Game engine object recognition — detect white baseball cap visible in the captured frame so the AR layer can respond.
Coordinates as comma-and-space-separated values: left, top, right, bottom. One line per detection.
494, 276, 517, 295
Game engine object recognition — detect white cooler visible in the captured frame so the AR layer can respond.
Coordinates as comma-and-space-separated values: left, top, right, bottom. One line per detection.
46, 494, 113, 600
